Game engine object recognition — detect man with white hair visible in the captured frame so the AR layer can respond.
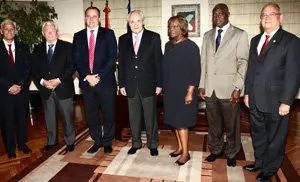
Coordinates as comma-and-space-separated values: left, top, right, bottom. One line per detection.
118, 10, 162, 156
0, 19, 32, 159
32, 21, 75, 153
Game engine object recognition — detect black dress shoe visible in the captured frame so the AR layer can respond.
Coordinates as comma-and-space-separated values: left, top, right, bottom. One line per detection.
227, 158, 236, 167
66, 144, 75, 152
8, 152, 16, 159
243, 164, 262, 172
104, 146, 112, 154
175, 154, 190, 166
256, 171, 273, 181
169, 151, 182, 157
87, 144, 102, 154
127, 147, 141, 155
18, 145, 32, 154
150, 148, 158, 156
205, 153, 222, 162
43, 145, 55, 152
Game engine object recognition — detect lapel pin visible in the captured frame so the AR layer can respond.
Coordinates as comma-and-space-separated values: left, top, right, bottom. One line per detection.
273, 40, 276, 43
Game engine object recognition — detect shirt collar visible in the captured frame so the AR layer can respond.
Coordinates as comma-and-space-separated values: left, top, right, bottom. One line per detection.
46, 40, 57, 46
263, 27, 280, 38
87, 26, 99, 33
132, 28, 144, 38
216, 22, 230, 33
3, 39, 15, 46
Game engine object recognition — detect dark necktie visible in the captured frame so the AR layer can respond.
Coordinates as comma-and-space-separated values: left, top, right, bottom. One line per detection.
47, 44, 54, 63
259, 35, 270, 55
216, 29, 223, 52
8, 44, 15, 65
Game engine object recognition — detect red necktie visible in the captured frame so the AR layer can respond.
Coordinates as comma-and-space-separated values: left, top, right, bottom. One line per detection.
133, 34, 139, 56
8, 44, 15, 65
259, 35, 270, 55
89, 30, 95, 73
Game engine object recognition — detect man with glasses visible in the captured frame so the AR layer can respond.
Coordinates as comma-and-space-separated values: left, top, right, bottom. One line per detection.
199, 3, 249, 167
243, 3, 300, 181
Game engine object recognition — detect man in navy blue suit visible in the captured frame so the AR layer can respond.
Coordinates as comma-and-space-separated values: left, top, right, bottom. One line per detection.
73, 6, 117, 154
243, 3, 300, 181
0, 19, 32, 159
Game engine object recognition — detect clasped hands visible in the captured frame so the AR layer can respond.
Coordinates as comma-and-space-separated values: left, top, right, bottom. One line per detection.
85, 74, 100, 87
43, 78, 61, 89
8, 84, 21, 95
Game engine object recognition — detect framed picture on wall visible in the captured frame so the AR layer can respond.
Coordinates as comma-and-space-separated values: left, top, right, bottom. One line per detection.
172, 4, 200, 37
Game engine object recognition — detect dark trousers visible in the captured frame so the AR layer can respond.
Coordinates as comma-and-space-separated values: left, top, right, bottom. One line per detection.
42, 91, 75, 145
250, 106, 289, 176
127, 89, 158, 149
206, 91, 241, 158
0, 94, 28, 154
82, 86, 116, 146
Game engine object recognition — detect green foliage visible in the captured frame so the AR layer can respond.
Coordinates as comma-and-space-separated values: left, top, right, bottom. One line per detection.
0, 0, 57, 49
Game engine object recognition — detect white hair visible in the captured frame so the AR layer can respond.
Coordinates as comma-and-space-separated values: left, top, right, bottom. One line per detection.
42, 21, 59, 32
1, 19, 18, 34
128, 10, 145, 22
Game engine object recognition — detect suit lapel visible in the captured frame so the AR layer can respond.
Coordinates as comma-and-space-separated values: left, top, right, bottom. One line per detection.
259, 28, 283, 57
137, 29, 149, 57
126, 33, 135, 57
51, 39, 61, 64
218, 25, 234, 51
0, 40, 12, 65
208, 29, 216, 53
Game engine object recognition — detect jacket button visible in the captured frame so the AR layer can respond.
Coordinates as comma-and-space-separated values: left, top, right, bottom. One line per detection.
135, 66, 138, 69
48, 72, 51, 74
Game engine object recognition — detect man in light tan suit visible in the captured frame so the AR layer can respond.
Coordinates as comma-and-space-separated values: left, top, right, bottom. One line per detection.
199, 3, 249, 167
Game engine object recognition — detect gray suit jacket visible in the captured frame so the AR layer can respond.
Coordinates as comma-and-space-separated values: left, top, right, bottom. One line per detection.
199, 24, 249, 99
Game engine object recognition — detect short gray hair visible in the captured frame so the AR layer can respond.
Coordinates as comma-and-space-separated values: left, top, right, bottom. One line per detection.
261, 2, 281, 13
128, 10, 145, 22
0, 19, 18, 34
42, 21, 58, 32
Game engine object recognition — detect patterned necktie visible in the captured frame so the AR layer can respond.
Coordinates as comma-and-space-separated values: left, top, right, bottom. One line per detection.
259, 35, 270, 55
215, 29, 223, 52
8, 44, 15, 65
89, 30, 95, 73
47, 44, 54, 63
134, 34, 139, 56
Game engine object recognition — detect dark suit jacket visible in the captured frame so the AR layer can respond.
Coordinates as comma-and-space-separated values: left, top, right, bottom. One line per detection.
118, 29, 162, 98
73, 27, 117, 89
0, 40, 30, 101
245, 28, 300, 112
32, 39, 75, 100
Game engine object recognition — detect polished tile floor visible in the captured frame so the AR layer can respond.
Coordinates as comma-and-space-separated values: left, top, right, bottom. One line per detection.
0, 98, 299, 181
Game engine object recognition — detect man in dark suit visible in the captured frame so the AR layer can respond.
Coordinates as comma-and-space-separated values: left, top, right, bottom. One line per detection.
73, 7, 117, 154
243, 3, 300, 181
0, 19, 32, 159
32, 21, 75, 153
118, 10, 162, 156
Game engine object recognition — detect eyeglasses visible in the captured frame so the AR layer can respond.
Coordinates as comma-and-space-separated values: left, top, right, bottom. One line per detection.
168, 25, 180, 29
260, 12, 280, 19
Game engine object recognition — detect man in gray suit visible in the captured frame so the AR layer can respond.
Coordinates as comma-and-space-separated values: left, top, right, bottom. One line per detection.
199, 3, 249, 167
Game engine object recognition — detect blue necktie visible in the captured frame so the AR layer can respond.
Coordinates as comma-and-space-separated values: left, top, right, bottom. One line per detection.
216, 29, 223, 52
47, 44, 54, 63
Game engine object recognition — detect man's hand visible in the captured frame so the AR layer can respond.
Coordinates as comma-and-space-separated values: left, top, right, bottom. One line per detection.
198, 88, 206, 100
86, 74, 100, 87
8, 84, 21, 95
244, 94, 249, 108
47, 78, 61, 89
120, 87, 127, 96
279, 104, 290, 116
185, 92, 193, 104
230, 89, 240, 104
155, 87, 162, 95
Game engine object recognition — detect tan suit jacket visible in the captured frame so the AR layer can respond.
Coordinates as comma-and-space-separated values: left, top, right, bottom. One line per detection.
199, 24, 249, 99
